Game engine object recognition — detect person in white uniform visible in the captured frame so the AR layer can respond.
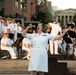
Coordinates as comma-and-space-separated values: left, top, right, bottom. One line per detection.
2, 21, 12, 33
49, 22, 62, 54
22, 37, 32, 60
0, 18, 4, 39
1, 33, 18, 59
58, 27, 67, 53
22, 23, 71, 75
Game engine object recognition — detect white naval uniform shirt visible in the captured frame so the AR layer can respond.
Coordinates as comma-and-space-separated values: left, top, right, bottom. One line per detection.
50, 23, 61, 36
2, 25, 12, 33
9, 23, 15, 34
1, 37, 13, 49
16, 26, 22, 33
22, 38, 31, 51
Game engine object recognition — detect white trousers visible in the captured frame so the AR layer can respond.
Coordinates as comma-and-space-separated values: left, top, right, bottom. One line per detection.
49, 40, 58, 54
22, 47, 31, 57
1, 46, 17, 59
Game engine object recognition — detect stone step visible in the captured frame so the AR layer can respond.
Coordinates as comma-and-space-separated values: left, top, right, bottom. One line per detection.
0, 59, 76, 74
0, 69, 30, 74
0, 60, 30, 74
69, 67, 76, 73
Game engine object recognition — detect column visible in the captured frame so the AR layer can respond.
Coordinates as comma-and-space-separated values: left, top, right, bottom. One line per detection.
67, 15, 69, 23
64, 15, 66, 25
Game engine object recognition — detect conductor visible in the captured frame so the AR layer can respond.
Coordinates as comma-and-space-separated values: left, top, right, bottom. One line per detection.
22, 23, 71, 75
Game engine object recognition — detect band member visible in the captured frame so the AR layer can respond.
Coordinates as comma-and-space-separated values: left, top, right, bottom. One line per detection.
58, 27, 66, 53
63, 23, 76, 56
48, 22, 62, 54
1, 33, 18, 59
22, 37, 32, 60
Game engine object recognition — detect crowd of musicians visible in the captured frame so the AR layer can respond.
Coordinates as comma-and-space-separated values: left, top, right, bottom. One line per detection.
0, 16, 76, 60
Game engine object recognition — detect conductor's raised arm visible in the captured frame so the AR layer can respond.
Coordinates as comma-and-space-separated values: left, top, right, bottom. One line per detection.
22, 25, 32, 37
54, 27, 71, 40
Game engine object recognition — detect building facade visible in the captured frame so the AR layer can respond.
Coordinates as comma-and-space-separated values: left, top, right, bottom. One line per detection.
0, 0, 36, 21
55, 8, 76, 25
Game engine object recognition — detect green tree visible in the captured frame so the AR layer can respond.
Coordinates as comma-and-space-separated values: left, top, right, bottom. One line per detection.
32, 11, 51, 24
73, 13, 76, 25
0, 8, 4, 16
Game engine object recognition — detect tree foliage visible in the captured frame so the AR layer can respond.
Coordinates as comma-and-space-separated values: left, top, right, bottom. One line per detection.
0, 8, 4, 16
31, 11, 51, 24
73, 13, 76, 25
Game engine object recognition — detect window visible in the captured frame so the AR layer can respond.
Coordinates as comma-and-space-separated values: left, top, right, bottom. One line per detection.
15, 0, 19, 8
20, 0, 23, 2
20, 4, 22, 9
0, 0, 4, 6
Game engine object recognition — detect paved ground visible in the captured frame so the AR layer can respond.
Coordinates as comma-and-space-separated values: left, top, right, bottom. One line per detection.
0, 59, 76, 75
0, 74, 30, 75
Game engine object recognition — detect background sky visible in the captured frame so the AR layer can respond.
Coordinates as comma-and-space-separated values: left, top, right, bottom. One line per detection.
48, 0, 76, 9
